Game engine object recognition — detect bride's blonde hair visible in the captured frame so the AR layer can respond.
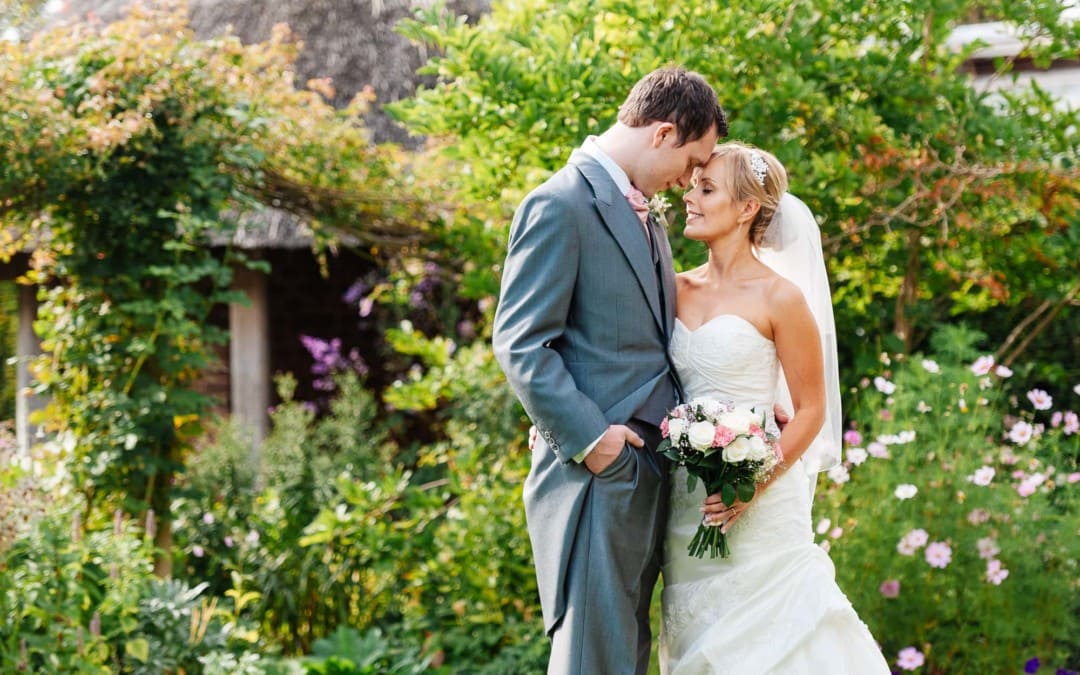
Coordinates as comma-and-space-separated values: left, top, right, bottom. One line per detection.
701, 142, 788, 247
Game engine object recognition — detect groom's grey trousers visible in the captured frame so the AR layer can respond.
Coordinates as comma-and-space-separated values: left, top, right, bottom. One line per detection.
543, 420, 668, 675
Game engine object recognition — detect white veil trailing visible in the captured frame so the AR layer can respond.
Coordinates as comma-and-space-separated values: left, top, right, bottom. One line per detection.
755, 193, 842, 477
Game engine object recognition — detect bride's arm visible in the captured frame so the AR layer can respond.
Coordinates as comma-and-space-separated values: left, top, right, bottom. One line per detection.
702, 279, 825, 529
765, 278, 827, 481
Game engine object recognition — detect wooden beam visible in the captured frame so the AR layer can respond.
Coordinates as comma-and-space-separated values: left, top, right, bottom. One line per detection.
15, 284, 42, 455
229, 264, 270, 454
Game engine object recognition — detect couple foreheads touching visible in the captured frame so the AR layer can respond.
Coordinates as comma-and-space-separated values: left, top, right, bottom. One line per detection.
493, 67, 890, 674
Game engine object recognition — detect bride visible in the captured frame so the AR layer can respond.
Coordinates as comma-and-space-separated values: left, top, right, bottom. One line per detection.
660, 142, 889, 673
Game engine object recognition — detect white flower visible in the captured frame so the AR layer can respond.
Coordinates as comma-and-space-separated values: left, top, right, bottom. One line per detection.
1026, 389, 1053, 411
897, 430, 917, 444
894, 484, 918, 500
667, 417, 689, 444
916, 400, 932, 413
846, 447, 868, 465
717, 408, 757, 435
721, 436, 753, 462
688, 421, 716, 451
970, 466, 995, 486
921, 359, 940, 374
995, 365, 1012, 378
1074, 384, 1080, 397
827, 464, 850, 484
746, 434, 770, 461
873, 376, 896, 394
1007, 421, 1033, 445
970, 355, 994, 376
816, 518, 831, 535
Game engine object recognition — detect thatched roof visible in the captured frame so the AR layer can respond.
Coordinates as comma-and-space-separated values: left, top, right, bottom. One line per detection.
50, 0, 492, 145
39, 0, 490, 252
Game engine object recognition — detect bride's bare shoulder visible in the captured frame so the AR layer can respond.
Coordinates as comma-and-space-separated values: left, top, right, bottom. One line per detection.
762, 274, 812, 318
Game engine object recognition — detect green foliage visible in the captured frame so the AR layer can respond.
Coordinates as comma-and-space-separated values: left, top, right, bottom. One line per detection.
0, 3, 422, 557
302, 626, 429, 675
390, 0, 1080, 370
815, 328, 1079, 672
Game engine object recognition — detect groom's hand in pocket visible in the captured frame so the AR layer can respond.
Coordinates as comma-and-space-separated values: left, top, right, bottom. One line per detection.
584, 425, 643, 475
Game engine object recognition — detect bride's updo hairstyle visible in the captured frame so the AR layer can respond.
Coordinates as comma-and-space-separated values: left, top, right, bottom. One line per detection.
706, 142, 788, 247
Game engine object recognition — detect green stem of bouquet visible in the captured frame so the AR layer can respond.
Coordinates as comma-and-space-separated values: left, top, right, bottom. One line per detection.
688, 522, 730, 558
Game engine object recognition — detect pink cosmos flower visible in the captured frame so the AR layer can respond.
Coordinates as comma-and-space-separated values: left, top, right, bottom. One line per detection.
847, 447, 868, 465
224, 536, 234, 548
192, 545, 205, 558
897, 538, 918, 556
880, 409, 894, 421
202, 513, 214, 525
879, 579, 900, 598
867, 441, 889, 458
976, 537, 1000, 560
905, 528, 929, 547
1068, 472, 1080, 484
1026, 389, 1053, 410
986, 559, 1009, 585
925, 541, 952, 568
970, 466, 995, 486
843, 430, 863, 446
995, 365, 1013, 377
1051, 411, 1063, 428
897, 646, 925, 670
829, 527, 843, 539
921, 359, 940, 373
1008, 421, 1034, 445
816, 518, 831, 535
1017, 482, 1037, 497
1064, 411, 1078, 435
967, 508, 990, 525
971, 355, 995, 376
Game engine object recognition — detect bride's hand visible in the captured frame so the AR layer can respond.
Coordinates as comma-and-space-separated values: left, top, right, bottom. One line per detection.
701, 490, 757, 534
773, 403, 791, 430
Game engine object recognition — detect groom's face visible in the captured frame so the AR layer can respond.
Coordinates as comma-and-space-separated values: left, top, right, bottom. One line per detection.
638, 123, 719, 198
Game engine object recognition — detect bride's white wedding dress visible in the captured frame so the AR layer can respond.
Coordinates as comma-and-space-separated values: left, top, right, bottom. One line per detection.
660, 315, 889, 674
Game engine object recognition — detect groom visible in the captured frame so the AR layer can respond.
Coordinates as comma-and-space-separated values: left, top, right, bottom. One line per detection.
493, 67, 727, 674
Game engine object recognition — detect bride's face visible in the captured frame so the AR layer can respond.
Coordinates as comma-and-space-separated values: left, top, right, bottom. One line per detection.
682, 156, 748, 242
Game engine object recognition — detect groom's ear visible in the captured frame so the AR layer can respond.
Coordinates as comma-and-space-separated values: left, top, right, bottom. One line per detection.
651, 121, 676, 148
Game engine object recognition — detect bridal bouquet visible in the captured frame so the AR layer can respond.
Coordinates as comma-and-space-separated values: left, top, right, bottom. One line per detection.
658, 398, 780, 559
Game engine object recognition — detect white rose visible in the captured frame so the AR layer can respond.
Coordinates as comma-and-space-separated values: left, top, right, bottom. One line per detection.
699, 398, 728, 418
688, 421, 716, 451
667, 417, 688, 444
718, 409, 756, 435
722, 436, 752, 462
746, 434, 769, 461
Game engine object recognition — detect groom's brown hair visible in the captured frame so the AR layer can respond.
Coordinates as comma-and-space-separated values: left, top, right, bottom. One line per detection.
618, 67, 728, 146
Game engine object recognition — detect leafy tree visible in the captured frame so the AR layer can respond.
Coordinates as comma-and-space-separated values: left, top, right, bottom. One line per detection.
390, 0, 1079, 377
0, 3, 424, 572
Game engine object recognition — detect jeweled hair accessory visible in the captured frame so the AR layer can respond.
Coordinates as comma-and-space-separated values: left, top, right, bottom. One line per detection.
749, 151, 767, 186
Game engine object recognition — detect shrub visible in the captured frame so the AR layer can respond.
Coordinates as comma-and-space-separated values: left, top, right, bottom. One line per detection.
815, 326, 1079, 673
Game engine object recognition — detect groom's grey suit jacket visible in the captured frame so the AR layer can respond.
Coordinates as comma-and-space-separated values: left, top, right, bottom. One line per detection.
493, 150, 678, 634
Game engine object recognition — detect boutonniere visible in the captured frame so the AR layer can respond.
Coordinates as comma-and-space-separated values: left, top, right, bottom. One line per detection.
649, 193, 672, 228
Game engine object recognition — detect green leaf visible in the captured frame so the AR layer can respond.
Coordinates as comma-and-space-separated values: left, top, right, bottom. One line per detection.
721, 483, 736, 506
125, 638, 150, 663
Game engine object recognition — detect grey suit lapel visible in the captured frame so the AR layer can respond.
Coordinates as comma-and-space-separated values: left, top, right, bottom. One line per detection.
569, 151, 664, 333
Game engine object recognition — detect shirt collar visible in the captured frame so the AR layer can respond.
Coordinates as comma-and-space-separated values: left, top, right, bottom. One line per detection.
579, 136, 633, 196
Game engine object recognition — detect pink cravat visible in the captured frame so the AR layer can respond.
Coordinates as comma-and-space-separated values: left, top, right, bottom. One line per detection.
626, 187, 650, 225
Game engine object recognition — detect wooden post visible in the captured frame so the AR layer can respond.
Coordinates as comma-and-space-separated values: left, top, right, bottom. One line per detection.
15, 284, 42, 455
229, 264, 270, 454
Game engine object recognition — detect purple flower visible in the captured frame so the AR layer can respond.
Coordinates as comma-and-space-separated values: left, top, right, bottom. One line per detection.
1025, 657, 1041, 673
879, 579, 900, 598
896, 646, 925, 670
